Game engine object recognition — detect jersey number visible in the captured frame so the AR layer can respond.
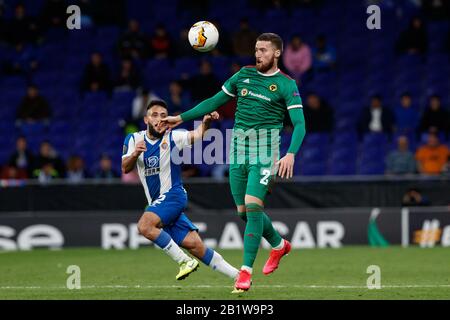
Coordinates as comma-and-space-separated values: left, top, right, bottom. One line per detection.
152, 194, 166, 206
260, 169, 271, 186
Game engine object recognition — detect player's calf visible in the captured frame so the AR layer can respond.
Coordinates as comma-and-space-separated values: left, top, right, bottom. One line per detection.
182, 231, 239, 279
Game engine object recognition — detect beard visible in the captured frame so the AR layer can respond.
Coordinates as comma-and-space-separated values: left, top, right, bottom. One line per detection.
147, 124, 165, 139
256, 56, 276, 73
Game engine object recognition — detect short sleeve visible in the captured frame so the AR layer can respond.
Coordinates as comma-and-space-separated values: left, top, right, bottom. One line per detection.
172, 130, 191, 149
222, 69, 241, 97
284, 80, 303, 110
122, 133, 135, 158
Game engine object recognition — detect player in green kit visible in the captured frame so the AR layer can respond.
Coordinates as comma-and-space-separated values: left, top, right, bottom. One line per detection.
161, 33, 306, 293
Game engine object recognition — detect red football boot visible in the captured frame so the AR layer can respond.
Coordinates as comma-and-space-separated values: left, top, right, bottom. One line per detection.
232, 269, 252, 292
263, 239, 292, 275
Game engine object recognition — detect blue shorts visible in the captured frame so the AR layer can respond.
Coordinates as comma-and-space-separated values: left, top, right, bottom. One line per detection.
145, 187, 198, 246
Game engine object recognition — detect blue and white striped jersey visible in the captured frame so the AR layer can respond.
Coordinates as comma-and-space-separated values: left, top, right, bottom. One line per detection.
122, 130, 191, 205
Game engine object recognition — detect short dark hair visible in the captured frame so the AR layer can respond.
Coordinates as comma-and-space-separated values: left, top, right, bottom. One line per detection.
147, 100, 168, 111
256, 33, 283, 53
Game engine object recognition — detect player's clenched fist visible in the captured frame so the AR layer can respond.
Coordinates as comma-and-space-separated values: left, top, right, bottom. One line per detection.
133, 140, 147, 157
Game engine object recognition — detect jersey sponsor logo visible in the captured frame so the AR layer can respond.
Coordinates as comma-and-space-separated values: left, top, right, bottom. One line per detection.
144, 167, 160, 176
269, 84, 277, 91
241, 88, 248, 96
242, 78, 250, 83
145, 156, 159, 168
247, 90, 271, 101
293, 91, 300, 97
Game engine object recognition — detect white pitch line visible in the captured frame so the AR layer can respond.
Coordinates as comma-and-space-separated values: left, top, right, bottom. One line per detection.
1, 284, 450, 290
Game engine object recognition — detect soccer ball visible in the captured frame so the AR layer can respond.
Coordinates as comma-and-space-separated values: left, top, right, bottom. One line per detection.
188, 21, 219, 52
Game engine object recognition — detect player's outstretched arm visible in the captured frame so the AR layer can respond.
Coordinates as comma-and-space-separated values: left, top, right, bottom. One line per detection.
161, 90, 231, 129
277, 108, 306, 179
121, 140, 146, 174
188, 112, 220, 144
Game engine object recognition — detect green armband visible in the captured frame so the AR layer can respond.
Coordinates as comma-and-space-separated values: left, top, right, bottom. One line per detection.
287, 108, 306, 155
180, 90, 232, 122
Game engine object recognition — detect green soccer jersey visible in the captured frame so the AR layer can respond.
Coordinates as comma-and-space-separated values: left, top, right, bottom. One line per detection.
222, 66, 303, 131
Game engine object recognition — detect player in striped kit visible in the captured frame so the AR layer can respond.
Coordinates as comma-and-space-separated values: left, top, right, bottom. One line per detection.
122, 100, 238, 282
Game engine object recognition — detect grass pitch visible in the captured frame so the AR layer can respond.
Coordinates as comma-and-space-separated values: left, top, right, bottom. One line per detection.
0, 246, 449, 300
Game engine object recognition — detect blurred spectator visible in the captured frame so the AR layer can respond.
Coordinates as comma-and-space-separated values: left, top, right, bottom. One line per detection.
33, 141, 66, 178
8, 3, 41, 45
282, 34, 312, 83
0, 165, 28, 181
36, 163, 59, 183
303, 93, 333, 133
16, 85, 52, 123
94, 154, 119, 179
118, 19, 149, 60
385, 135, 416, 175
418, 95, 449, 136
312, 35, 336, 72
8, 136, 35, 178
150, 24, 171, 59
81, 52, 111, 93
174, 28, 195, 57
357, 95, 395, 137
415, 133, 450, 175
401, 188, 431, 207
395, 16, 428, 55
4, 42, 39, 76
131, 88, 161, 121
164, 81, 192, 115
184, 60, 220, 103
232, 18, 258, 57
66, 155, 88, 183
394, 93, 419, 135
40, 0, 68, 30
121, 168, 140, 184
113, 58, 142, 91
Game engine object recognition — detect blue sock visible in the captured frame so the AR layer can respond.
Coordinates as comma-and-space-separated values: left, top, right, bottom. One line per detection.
153, 230, 171, 248
200, 247, 214, 265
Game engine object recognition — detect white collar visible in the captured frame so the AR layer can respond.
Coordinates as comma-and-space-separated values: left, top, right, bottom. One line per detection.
257, 69, 280, 77
144, 132, 161, 145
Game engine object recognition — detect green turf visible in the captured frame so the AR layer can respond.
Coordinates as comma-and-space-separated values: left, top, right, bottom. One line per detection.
0, 246, 449, 300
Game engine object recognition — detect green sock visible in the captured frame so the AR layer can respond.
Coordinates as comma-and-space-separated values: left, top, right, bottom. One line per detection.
243, 204, 264, 268
238, 211, 282, 248
262, 213, 283, 248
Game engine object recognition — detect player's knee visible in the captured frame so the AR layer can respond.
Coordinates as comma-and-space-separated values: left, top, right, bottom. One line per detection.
245, 202, 264, 213
137, 213, 160, 238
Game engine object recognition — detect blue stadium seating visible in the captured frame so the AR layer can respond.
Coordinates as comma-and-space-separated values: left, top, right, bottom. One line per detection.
1, 0, 448, 177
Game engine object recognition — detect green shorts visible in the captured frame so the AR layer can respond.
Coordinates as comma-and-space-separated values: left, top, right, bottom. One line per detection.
229, 161, 278, 206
